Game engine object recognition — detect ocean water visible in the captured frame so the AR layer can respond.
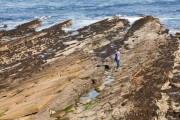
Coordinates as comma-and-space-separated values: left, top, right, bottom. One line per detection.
0, 0, 180, 34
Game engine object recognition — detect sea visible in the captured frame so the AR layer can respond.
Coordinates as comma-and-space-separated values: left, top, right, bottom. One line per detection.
0, 0, 180, 35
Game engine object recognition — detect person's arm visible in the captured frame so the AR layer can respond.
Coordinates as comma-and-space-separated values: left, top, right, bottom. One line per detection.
115, 52, 117, 60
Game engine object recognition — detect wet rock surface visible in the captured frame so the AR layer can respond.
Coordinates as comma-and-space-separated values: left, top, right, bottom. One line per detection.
0, 16, 180, 120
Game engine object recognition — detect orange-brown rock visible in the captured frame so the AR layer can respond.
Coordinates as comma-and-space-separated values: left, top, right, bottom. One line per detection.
0, 16, 180, 120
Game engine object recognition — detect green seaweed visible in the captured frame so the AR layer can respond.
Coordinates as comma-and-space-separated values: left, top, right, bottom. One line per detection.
122, 68, 125, 71
85, 102, 92, 110
82, 76, 90, 80
108, 72, 111, 75
63, 106, 73, 113
94, 99, 99, 103
84, 100, 99, 110
0, 110, 7, 117
55, 118, 67, 120
75, 97, 81, 102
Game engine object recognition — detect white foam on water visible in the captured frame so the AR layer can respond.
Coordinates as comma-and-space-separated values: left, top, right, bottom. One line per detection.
35, 16, 52, 21
169, 29, 180, 35
62, 19, 102, 32
118, 16, 180, 36
71, 31, 79, 36
2, 18, 96, 32
98, 3, 115, 7
0, 14, 158, 36
36, 25, 49, 31
120, 16, 142, 25
62, 27, 72, 32
36, 22, 57, 32
35, 16, 61, 32
0, 20, 34, 31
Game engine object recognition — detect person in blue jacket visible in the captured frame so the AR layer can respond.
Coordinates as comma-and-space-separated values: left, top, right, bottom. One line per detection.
115, 49, 120, 69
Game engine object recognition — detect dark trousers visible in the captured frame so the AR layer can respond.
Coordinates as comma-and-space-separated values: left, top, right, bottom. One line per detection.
116, 60, 120, 68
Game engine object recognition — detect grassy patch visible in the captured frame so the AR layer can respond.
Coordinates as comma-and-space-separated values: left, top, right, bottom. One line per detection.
94, 100, 99, 104
84, 100, 99, 110
0, 110, 7, 117
85, 102, 92, 110
82, 76, 90, 80
108, 72, 111, 75
121, 67, 126, 71
55, 118, 67, 120
75, 97, 81, 102
62, 106, 73, 113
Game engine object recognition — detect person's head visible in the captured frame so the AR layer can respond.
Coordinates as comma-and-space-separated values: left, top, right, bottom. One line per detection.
116, 48, 119, 51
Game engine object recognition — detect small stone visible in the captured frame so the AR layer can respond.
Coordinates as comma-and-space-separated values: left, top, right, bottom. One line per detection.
102, 103, 111, 111
86, 116, 98, 120
79, 99, 91, 105
76, 102, 82, 106
51, 111, 66, 118
49, 110, 56, 115
95, 86, 103, 92
74, 106, 84, 114
97, 110, 106, 119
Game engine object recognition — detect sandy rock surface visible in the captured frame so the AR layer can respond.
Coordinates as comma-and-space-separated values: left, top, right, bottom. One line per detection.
0, 16, 180, 120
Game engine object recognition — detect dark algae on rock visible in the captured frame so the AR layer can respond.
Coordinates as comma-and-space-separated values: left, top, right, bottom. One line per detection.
0, 16, 180, 120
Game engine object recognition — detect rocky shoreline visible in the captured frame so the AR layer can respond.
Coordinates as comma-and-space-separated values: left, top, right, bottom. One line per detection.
0, 16, 180, 120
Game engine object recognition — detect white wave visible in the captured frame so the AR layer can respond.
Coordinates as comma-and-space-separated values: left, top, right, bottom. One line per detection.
62, 19, 103, 32
169, 29, 180, 35
0, 20, 33, 30
160, 17, 180, 21
34, 16, 51, 21
36, 15, 142, 33
98, 3, 114, 7
161, 0, 176, 1
120, 16, 142, 24
36, 23, 56, 31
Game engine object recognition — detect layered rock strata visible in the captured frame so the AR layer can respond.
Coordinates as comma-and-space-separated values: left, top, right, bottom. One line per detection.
0, 16, 180, 120
0, 17, 130, 120
61, 16, 180, 120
